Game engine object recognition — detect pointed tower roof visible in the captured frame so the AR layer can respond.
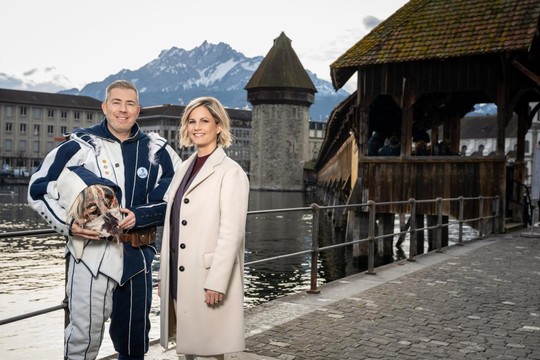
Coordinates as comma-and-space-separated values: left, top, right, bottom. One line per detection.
245, 32, 317, 106
246, 32, 316, 91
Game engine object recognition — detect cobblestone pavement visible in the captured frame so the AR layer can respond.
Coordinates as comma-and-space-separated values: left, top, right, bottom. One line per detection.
244, 233, 540, 360
138, 232, 540, 360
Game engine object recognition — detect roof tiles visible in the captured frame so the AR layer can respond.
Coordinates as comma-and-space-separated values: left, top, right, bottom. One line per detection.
331, 0, 540, 69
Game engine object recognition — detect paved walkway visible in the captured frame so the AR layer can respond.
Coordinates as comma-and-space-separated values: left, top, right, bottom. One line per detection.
137, 231, 540, 359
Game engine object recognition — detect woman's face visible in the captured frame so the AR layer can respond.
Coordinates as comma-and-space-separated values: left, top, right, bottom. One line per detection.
187, 105, 221, 155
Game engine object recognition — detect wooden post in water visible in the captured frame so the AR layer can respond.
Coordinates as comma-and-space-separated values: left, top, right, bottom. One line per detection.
377, 213, 395, 263
347, 207, 369, 269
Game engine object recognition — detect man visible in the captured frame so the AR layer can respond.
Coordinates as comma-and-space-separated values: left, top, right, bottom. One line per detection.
28, 80, 182, 359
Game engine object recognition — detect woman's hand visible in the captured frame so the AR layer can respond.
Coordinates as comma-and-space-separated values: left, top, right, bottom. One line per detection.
205, 289, 224, 306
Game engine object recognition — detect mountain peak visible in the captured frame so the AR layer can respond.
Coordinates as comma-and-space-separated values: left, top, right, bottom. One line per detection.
69, 41, 349, 120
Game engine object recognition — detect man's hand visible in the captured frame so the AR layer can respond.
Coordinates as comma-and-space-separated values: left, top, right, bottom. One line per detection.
119, 208, 136, 230
70, 222, 101, 240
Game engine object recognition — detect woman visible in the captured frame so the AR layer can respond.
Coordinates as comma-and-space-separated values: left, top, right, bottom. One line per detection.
159, 96, 250, 360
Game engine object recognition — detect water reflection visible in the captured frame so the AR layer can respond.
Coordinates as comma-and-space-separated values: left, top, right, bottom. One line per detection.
244, 191, 316, 307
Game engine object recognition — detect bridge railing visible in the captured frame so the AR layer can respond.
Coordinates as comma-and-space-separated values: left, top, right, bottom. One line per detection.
0, 194, 499, 326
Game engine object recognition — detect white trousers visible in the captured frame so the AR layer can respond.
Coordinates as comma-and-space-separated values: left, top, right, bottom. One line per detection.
184, 355, 224, 360
64, 254, 117, 360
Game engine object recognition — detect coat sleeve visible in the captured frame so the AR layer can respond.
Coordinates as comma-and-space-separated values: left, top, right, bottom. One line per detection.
203, 163, 250, 294
27, 140, 86, 235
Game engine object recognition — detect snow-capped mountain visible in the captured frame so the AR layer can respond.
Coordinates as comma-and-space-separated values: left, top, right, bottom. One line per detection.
61, 41, 350, 121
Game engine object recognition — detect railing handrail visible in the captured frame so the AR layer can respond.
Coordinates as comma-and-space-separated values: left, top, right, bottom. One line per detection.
0, 194, 500, 326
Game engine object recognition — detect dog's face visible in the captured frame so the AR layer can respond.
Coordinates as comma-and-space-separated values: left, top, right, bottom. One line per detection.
70, 184, 122, 241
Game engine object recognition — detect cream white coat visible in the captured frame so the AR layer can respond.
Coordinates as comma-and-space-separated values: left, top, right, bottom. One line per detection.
159, 147, 249, 356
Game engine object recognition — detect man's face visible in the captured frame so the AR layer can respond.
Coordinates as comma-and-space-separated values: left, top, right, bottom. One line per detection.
102, 87, 140, 141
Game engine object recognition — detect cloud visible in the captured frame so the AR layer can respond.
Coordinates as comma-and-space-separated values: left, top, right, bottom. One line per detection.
0, 69, 75, 93
0, 73, 25, 89
363, 15, 383, 30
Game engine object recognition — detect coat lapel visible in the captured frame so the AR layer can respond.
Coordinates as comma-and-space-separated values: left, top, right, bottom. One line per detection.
184, 147, 226, 195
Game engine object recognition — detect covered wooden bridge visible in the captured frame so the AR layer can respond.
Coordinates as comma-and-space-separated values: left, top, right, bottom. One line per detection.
315, 0, 540, 247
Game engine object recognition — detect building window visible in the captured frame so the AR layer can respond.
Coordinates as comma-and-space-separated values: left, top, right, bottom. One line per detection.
74, 111, 80, 120
47, 125, 54, 135
19, 140, 27, 153
5, 106, 13, 118
47, 141, 54, 152
5, 122, 12, 132
20, 107, 27, 116
87, 112, 93, 120
32, 141, 39, 153
48, 109, 55, 118
34, 124, 40, 135
60, 125, 67, 134
20, 123, 27, 133
32, 108, 42, 119
5, 139, 12, 152
61, 111, 68, 119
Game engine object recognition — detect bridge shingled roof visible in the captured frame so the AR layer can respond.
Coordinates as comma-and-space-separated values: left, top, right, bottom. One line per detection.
330, 0, 540, 89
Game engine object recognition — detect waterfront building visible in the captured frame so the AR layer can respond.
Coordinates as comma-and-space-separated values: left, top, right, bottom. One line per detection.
0, 88, 102, 174
459, 105, 540, 185
308, 121, 326, 162
246, 32, 317, 191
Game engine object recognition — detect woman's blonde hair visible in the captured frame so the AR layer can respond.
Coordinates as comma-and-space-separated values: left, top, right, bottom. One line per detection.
179, 96, 233, 148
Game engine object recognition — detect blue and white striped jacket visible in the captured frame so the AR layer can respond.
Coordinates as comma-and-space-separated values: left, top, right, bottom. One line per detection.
28, 118, 182, 283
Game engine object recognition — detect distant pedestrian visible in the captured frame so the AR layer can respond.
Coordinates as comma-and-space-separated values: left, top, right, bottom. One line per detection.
413, 140, 429, 155
471, 144, 485, 156
367, 131, 382, 156
379, 136, 400, 156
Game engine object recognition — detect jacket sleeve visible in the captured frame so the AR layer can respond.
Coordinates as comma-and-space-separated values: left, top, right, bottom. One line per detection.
132, 143, 182, 229
27, 140, 85, 235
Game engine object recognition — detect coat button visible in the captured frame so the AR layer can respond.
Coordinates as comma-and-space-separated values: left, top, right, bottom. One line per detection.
184, 198, 190, 204
181, 220, 187, 226
179, 266, 185, 272
180, 243, 186, 249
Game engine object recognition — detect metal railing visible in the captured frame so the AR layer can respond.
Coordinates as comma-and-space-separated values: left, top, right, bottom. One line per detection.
0, 195, 500, 326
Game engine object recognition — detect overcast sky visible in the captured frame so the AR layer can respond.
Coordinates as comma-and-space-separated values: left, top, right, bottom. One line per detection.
0, 0, 409, 93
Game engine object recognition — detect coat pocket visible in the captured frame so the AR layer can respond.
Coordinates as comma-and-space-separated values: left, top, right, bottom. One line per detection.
203, 252, 214, 269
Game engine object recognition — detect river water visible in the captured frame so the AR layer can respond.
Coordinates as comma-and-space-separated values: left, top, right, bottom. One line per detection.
0, 185, 478, 359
